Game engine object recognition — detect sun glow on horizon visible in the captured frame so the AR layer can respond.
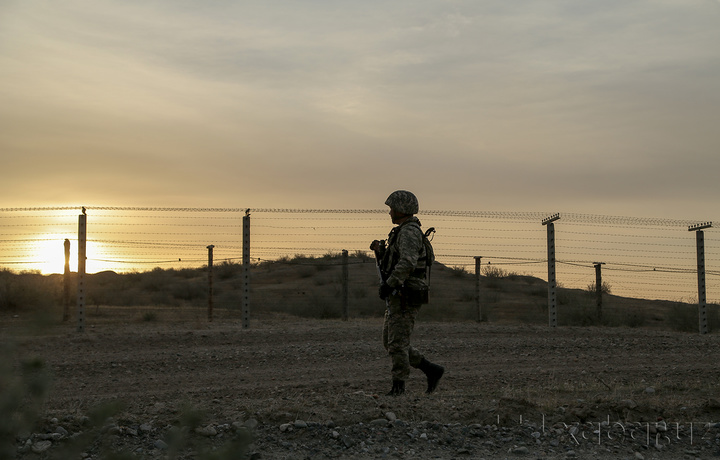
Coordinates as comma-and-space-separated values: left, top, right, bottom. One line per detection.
33, 236, 106, 275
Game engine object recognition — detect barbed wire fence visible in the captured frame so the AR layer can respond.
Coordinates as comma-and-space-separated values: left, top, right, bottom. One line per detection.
0, 207, 717, 332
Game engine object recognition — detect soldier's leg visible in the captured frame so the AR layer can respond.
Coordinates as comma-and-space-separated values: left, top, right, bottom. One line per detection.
385, 296, 418, 382
403, 303, 444, 393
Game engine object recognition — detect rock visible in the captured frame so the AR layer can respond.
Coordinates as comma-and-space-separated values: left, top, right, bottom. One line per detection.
55, 426, 69, 437
196, 425, 217, 437
232, 421, 245, 431
293, 420, 307, 429
32, 441, 52, 454
645, 387, 655, 394
17, 439, 32, 454
620, 399, 638, 409
245, 418, 259, 430
370, 418, 388, 426
139, 423, 153, 434
385, 412, 397, 422
279, 423, 292, 432
511, 446, 530, 455
634, 452, 644, 460
154, 439, 169, 450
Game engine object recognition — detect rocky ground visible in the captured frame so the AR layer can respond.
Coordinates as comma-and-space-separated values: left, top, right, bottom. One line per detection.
4, 313, 720, 459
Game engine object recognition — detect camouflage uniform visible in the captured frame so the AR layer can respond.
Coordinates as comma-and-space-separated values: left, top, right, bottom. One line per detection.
377, 190, 444, 395
381, 216, 428, 381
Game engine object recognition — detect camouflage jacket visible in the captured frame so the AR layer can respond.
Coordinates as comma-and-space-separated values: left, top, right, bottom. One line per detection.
381, 216, 428, 290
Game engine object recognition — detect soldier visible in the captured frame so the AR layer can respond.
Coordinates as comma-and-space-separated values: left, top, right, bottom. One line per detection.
371, 190, 445, 396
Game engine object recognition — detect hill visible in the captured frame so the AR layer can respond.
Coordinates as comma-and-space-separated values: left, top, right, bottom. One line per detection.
2, 254, 718, 332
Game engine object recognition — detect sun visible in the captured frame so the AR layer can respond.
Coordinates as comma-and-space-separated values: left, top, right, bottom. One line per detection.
34, 236, 108, 275
35, 237, 76, 275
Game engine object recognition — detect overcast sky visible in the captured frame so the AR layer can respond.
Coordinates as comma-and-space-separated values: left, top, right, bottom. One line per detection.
1, 0, 719, 219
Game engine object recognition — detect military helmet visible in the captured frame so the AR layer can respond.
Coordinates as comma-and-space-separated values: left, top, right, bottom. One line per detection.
385, 190, 419, 215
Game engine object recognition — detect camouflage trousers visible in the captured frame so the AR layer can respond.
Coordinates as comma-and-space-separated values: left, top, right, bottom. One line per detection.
382, 295, 424, 381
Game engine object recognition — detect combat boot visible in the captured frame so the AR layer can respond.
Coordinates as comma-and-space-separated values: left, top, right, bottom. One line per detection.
386, 379, 405, 396
418, 358, 444, 393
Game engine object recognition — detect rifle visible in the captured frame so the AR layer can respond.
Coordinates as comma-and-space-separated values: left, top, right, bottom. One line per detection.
370, 239, 393, 306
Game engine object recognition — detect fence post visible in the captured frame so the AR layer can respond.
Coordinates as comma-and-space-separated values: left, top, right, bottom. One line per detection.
342, 249, 349, 320
689, 222, 712, 334
63, 239, 71, 322
475, 256, 482, 322
543, 214, 560, 328
207, 245, 214, 322
77, 208, 87, 333
594, 262, 604, 323
242, 210, 251, 329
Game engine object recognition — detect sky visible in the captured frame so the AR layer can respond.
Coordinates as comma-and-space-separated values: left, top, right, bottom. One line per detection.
1, 0, 719, 220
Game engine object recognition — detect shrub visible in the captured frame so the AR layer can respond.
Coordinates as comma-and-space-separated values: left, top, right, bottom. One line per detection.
483, 265, 508, 279
586, 282, 612, 295
142, 311, 158, 322
667, 303, 698, 332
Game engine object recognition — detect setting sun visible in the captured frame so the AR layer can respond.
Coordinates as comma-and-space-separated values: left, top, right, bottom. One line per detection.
33, 236, 103, 275
33, 237, 75, 275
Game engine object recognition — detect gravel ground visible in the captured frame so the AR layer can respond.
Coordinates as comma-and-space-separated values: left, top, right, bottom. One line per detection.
4, 314, 720, 459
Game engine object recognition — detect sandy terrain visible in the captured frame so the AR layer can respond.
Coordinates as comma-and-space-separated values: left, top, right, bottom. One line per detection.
5, 311, 720, 459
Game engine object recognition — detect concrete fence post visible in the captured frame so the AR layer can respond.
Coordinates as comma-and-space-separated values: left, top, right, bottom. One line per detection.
342, 249, 349, 320
594, 262, 604, 323
542, 214, 560, 328
63, 239, 71, 322
242, 210, 251, 329
77, 208, 87, 333
475, 256, 482, 322
689, 222, 712, 334
207, 244, 214, 322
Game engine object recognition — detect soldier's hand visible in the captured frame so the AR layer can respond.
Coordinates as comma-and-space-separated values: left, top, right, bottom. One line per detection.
379, 282, 393, 300
370, 240, 380, 251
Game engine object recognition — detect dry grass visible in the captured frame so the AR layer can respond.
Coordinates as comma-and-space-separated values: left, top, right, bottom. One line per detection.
1, 256, 719, 332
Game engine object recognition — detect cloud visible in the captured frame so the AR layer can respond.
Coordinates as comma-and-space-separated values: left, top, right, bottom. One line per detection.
0, 0, 718, 218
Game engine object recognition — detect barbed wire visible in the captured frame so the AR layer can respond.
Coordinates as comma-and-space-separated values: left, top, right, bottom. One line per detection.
1, 207, 714, 228
0, 206, 717, 302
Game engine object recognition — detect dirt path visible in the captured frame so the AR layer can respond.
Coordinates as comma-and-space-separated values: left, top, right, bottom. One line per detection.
6, 315, 720, 458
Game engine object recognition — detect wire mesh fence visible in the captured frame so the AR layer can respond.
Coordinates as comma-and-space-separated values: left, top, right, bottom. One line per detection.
0, 206, 717, 306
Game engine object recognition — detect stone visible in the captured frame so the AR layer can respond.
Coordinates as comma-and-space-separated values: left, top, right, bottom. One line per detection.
196, 425, 217, 437
293, 420, 308, 429
32, 441, 52, 454
245, 418, 259, 430
154, 439, 169, 450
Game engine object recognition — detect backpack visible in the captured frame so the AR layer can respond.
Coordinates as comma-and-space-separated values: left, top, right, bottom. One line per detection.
403, 222, 436, 284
